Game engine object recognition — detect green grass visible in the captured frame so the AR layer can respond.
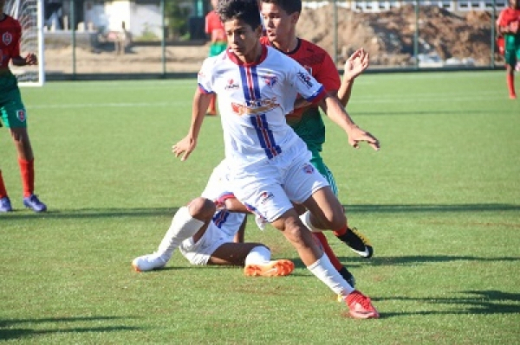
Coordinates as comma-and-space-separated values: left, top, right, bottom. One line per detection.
1, 71, 519, 344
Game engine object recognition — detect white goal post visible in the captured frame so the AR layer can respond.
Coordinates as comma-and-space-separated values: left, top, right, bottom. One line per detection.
5, 0, 45, 86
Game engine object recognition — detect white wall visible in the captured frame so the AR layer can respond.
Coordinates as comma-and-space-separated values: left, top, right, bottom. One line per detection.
83, 0, 162, 38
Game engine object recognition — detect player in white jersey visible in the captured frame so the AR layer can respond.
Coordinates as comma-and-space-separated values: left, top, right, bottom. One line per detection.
132, 160, 295, 276
173, 0, 379, 319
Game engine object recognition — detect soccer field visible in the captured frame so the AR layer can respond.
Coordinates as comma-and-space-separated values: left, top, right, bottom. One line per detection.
1, 71, 519, 344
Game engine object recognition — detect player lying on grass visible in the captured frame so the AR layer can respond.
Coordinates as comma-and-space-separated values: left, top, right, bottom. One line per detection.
132, 160, 359, 286
132, 161, 295, 277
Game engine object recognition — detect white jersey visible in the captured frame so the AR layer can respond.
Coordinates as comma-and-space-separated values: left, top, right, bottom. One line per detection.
197, 45, 326, 168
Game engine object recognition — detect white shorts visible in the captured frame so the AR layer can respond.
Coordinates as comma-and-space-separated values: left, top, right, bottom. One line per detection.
231, 145, 329, 223
179, 211, 245, 265
179, 222, 233, 265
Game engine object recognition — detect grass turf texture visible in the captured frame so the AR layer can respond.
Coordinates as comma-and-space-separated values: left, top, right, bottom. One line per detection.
1, 71, 519, 344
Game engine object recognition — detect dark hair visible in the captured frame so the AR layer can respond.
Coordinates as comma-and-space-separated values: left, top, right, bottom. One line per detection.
217, 0, 261, 29
260, 0, 302, 14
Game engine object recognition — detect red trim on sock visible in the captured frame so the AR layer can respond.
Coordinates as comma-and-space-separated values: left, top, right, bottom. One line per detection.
313, 232, 343, 270
333, 226, 348, 237
507, 74, 516, 97
18, 158, 34, 198
0, 170, 8, 198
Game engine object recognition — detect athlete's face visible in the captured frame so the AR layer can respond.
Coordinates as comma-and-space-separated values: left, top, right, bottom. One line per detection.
260, 3, 299, 43
224, 18, 262, 63
510, 0, 520, 9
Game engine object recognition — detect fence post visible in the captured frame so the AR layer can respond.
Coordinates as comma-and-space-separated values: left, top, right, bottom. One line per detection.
71, 0, 76, 78
161, 0, 166, 76
490, 0, 496, 68
333, 0, 338, 66
414, 0, 419, 70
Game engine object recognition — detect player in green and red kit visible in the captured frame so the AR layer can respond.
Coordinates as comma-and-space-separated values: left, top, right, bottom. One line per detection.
259, 0, 376, 287
497, 0, 520, 99
204, 0, 227, 115
0, 0, 46, 212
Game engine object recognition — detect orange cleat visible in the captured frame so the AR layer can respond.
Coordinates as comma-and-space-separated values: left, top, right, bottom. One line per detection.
244, 259, 294, 277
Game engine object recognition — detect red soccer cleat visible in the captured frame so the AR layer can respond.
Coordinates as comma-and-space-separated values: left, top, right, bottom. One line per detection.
345, 290, 380, 319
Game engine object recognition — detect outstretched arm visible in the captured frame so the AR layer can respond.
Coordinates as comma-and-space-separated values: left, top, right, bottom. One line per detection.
338, 48, 369, 107
172, 88, 212, 161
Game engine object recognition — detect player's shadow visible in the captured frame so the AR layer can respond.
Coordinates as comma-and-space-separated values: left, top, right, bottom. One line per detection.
374, 290, 520, 318
335, 255, 520, 268
289, 254, 520, 273
0, 316, 141, 341
2, 203, 518, 221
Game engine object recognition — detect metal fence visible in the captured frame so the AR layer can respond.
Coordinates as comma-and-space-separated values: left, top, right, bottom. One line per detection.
41, 0, 504, 80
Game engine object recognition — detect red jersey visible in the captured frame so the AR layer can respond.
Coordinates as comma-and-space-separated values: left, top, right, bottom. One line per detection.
0, 15, 22, 70
260, 36, 340, 119
205, 10, 225, 41
497, 7, 520, 27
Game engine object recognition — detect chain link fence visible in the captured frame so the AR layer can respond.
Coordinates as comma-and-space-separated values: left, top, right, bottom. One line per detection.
41, 0, 504, 79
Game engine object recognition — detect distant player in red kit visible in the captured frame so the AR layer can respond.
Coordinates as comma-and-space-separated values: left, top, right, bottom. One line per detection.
204, 0, 227, 115
0, 0, 47, 212
496, 0, 520, 99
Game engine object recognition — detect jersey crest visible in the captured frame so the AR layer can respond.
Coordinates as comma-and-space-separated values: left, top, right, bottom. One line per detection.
2, 32, 13, 46
16, 109, 26, 122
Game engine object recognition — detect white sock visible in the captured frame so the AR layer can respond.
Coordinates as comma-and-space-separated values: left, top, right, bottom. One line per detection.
244, 246, 271, 266
300, 211, 322, 232
307, 253, 354, 297
156, 206, 205, 262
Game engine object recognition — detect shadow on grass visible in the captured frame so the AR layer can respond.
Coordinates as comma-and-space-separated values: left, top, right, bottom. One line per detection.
338, 255, 520, 267
375, 290, 520, 318
0, 316, 141, 341
289, 254, 520, 271
2, 203, 518, 221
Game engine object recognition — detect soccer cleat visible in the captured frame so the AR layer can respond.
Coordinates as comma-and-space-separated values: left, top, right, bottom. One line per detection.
335, 227, 373, 258
132, 253, 168, 272
345, 290, 380, 319
510, 94, 517, 100
0, 197, 13, 212
23, 194, 47, 212
244, 259, 294, 277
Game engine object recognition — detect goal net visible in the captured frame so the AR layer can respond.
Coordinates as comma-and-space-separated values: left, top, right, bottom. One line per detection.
4, 0, 45, 86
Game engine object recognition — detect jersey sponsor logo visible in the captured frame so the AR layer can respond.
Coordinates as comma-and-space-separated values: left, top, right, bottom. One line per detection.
297, 71, 314, 88
230, 97, 279, 116
16, 109, 26, 122
302, 163, 315, 174
225, 78, 239, 90
2, 32, 13, 45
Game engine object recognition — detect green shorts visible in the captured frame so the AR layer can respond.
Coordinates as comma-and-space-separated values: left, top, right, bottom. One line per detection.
0, 87, 27, 129
209, 42, 227, 57
504, 34, 520, 67
309, 149, 339, 196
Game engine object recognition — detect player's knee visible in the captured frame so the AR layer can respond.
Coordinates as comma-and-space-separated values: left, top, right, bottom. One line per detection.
282, 219, 314, 247
187, 197, 216, 221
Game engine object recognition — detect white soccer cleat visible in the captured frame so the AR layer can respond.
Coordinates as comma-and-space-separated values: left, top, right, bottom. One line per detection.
131, 254, 167, 272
